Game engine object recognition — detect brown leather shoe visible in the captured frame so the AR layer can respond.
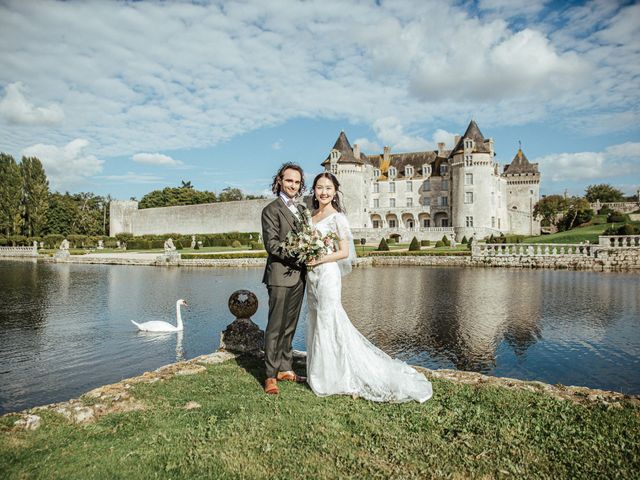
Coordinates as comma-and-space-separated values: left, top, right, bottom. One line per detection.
277, 371, 307, 383
264, 377, 279, 395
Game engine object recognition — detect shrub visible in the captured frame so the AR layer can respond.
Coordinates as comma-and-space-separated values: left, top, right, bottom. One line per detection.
607, 212, 630, 223
408, 236, 420, 251
598, 206, 614, 216
377, 238, 389, 251
441, 235, 450, 247
194, 242, 200, 250
0, 237, 7, 246
67, 234, 88, 248
420, 240, 431, 247
250, 242, 264, 250
435, 240, 444, 247
617, 224, 639, 235
7, 235, 27, 246
387, 237, 396, 244
231, 240, 242, 248
461, 236, 468, 244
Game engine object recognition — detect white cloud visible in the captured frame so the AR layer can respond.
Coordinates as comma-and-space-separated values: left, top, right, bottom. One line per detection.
353, 137, 382, 154
21, 138, 103, 190
271, 140, 282, 150
96, 172, 165, 184
0, 0, 636, 159
432, 129, 457, 149
372, 116, 431, 151
535, 142, 640, 183
132, 152, 183, 166
0, 82, 64, 125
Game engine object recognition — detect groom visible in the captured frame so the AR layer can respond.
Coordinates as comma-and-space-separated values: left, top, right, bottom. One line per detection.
261, 162, 308, 395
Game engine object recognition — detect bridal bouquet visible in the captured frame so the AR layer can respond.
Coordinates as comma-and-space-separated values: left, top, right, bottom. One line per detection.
280, 211, 338, 264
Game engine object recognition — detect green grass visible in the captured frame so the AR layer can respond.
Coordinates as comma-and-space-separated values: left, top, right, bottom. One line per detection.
1, 356, 638, 479
522, 221, 640, 244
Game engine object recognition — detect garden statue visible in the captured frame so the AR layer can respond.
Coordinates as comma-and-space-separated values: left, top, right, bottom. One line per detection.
164, 238, 176, 252
191, 235, 196, 248
60, 239, 70, 250
97, 240, 104, 250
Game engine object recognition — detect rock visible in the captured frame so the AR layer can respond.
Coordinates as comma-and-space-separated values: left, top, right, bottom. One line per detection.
14, 414, 41, 430
73, 406, 95, 424
197, 351, 237, 365
219, 318, 264, 354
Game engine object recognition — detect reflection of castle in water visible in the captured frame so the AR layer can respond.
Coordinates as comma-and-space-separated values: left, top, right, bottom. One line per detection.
342, 267, 543, 372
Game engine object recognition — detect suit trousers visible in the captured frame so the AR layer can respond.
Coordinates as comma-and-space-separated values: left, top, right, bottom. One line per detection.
264, 280, 305, 378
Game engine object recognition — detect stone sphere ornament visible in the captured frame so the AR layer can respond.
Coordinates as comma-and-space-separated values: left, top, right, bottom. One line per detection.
228, 289, 258, 319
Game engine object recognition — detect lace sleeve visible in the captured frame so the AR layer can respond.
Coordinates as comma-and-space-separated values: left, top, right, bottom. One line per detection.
334, 213, 356, 276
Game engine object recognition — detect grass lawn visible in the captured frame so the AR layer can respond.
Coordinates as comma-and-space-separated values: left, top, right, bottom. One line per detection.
2, 356, 638, 479
521, 221, 640, 244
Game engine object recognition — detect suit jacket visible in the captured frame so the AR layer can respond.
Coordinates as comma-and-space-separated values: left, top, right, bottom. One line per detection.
261, 198, 308, 287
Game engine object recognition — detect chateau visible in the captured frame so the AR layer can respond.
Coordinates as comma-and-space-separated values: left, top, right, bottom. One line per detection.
110, 120, 541, 242
323, 120, 541, 242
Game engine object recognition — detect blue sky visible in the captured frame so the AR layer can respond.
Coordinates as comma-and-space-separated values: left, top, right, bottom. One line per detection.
0, 0, 638, 200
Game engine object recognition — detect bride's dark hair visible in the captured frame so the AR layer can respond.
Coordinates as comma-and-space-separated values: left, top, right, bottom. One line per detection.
312, 172, 345, 212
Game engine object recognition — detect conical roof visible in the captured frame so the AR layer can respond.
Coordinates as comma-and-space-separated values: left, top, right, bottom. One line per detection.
448, 120, 492, 157
503, 149, 539, 175
321, 131, 367, 165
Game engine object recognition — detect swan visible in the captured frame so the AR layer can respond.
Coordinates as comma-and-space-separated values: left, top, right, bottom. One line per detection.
131, 299, 188, 332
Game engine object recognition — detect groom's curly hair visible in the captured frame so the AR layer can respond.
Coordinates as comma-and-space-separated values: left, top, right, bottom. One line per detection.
271, 162, 306, 197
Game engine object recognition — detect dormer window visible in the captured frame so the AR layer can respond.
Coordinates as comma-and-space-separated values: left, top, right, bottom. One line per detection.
422, 164, 431, 177
464, 139, 473, 150
405, 166, 413, 177
373, 168, 381, 178
388, 166, 397, 178
330, 149, 341, 162
440, 164, 448, 175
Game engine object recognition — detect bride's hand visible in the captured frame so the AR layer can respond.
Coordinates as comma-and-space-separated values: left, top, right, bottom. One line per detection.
306, 257, 320, 267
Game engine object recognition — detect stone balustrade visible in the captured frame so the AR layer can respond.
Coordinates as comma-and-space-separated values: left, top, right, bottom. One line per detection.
598, 235, 640, 248
472, 243, 593, 257
0, 246, 38, 257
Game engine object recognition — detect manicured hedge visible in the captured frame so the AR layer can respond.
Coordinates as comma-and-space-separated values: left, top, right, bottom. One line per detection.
181, 252, 268, 259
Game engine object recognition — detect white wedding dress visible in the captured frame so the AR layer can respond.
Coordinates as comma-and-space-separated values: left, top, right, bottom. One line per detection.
306, 212, 432, 403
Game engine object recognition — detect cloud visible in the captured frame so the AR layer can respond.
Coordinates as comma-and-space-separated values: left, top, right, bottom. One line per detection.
0, 82, 64, 125
132, 152, 183, 166
535, 142, 640, 183
21, 138, 103, 190
353, 137, 382, 154
271, 140, 282, 150
0, 0, 636, 159
372, 117, 432, 151
96, 172, 165, 184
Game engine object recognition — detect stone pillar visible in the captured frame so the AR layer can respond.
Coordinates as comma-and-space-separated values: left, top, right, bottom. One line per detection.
219, 290, 264, 354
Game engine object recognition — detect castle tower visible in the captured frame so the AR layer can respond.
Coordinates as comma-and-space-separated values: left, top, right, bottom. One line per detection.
450, 120, 506, 240
321, 132, 373, 228
503, 148, 541, 235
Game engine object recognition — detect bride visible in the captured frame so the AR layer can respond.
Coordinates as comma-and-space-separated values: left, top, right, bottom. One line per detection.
305, 172, 432, 403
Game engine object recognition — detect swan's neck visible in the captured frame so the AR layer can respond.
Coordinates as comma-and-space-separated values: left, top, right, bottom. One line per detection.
176, 304, 184, 330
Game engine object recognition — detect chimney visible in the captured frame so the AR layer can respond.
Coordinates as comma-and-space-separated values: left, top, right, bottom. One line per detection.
353, 143, 360, 159
383, 146, 390, 163
437, 142, 445, 156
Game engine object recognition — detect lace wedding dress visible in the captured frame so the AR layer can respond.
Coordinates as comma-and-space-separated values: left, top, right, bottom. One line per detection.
306, 212, 432, 403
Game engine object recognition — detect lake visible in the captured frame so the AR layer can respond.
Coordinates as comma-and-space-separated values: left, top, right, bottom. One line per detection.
0, 260, 638, 414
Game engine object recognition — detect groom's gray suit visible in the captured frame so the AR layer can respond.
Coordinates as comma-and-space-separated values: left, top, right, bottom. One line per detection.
261, 197, 307, 379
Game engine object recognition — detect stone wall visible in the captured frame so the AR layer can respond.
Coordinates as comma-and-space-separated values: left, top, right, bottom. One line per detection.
110, 198, 272, 236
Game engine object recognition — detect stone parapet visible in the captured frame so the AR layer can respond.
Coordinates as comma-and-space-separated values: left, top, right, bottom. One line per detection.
0, 246, 38, 257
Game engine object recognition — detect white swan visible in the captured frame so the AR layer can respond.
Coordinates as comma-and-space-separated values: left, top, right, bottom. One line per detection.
132, 299, 188, 332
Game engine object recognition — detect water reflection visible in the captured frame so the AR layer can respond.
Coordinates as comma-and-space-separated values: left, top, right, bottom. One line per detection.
0, 260, 639, 414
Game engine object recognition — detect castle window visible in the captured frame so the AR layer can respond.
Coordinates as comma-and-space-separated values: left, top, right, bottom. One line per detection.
464, 139, 473, 150
331, 163, 338, 174
330, 149, 340, 161
422, 197, 431, 206
491, 216, 495, 228
373, 182, 379, 193
530, 189, 534, 195
389, 182, 396, 193
390, 198, 396, 208
373, 198, 379, 208
423, 180, 430, 191
466, 216, 474, 227
440, 196, 448, 207
388, 166, 397, 178
422, 219, 430, 228
389, 219, 397, 228
373, 220, 380, 228
406, 197, 413, 207
406, 181, 413, 192
440, 164, 448, 175
442, 180, 449, 190
465, 192, 473, 204
374, 168, 381, 178
465, 173, 473, 185
405, 166, 413, 177
465, 155, 472, 167
498, 218, 501, 229
423, 164, 431, 176
441, 218, 449, 227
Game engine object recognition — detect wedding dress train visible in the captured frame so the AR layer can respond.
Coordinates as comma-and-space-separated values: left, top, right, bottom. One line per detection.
306, 213, 432, 403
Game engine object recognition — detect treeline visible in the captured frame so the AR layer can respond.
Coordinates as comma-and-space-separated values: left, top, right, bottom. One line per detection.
534, 184, 636, 231
0, 152, 265, 245
138, 181, 264, 209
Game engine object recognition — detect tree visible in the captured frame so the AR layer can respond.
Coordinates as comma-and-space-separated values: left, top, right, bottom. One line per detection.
219, 187, 244, 202
557, 197, 593, 231
46, 192, 80, 236
139, 184, 217, 209
377, 238, 389, 251
408, 236, 421, 251
20, 156, 50, 236
584, 184, 624, 203
0, 153, 23, 236
533, 195, 567, 227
